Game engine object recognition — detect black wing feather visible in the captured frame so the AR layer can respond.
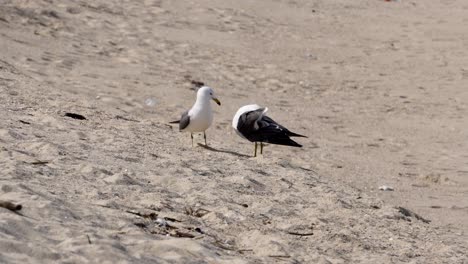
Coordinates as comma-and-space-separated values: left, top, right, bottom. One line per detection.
237, 110, 305, 147
261, 116, 307, 138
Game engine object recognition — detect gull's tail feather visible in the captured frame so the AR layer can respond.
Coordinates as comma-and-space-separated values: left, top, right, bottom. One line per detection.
265, 137, 303, 148
169, 120, 180, 124
287, 131, 307, 138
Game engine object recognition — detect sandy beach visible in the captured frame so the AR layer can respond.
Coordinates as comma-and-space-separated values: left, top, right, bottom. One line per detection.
1, 0, 467, 263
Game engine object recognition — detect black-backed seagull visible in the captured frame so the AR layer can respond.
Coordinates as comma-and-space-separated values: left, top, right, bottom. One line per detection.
232, 104, 306, 157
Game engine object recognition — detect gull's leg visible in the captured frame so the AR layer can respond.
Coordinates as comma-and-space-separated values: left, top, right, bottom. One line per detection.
254, 142, 257, 157
204, 132, 207, 146
260, 142, 263, 155
191, 133, 193, 147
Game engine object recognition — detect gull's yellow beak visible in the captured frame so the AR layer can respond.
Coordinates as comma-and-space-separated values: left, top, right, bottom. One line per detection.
212, 98, 221, 106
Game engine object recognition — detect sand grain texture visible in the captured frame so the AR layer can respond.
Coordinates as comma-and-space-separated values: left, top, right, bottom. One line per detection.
1, 0, 468, 263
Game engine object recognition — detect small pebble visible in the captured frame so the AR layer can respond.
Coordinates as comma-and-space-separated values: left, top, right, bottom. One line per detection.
379, 185, 394, 191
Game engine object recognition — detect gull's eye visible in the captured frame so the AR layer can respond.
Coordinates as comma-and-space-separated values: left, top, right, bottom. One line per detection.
210, 92, 213, 95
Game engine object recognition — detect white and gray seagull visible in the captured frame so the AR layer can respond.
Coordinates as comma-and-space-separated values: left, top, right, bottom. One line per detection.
232, 104, 306, 157
170, 86, 221, 146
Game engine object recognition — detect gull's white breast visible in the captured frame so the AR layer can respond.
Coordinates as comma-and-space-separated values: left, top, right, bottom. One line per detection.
185, 104, 213, 132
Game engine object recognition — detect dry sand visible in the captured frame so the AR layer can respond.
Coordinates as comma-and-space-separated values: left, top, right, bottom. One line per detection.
1, 0, 468, 263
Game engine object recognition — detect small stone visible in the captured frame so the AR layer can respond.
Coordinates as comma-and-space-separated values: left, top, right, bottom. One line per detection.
379, 185, 394, 191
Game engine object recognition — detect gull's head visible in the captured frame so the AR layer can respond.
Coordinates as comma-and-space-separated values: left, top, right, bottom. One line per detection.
197, 86, 221, 106
232, 104, 267, 131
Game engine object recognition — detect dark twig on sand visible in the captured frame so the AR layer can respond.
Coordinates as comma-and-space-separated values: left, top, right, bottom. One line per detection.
0, 200, 22, 211
286, 231, 314, 237
213, 240, 238, 251
280, 178, 294, 189
397, 206, 431, 223
19, 120, 31, 125
29, 160, 49, 165
269, 255, 291, 258
170, 230, 196, 238
115, 115, 139, 122
64, 112, 87, 120
125, 210, 158, 220
163, 216, 182, 222
183, 75, 205, 90
184, 206, 210, 217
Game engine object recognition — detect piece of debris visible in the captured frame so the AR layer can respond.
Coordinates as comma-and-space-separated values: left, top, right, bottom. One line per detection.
144, 98, 157, 107
64, 112, 87, 120
29, 160, 49, 165
269, 255, 291, 259
125, 210, 158, 220
170, 230, 196, 238
397, 206, 431, 223
286, 231, 314, 237
379, 185, 394, 191
134, 222, 147, 229
41, 10, 60, 19
19, 120, 31, 125
421, 173, 446, 184
155, 218, 168, 227
185, 206, 210, 217
115, 115, 139, 122
190, 80, 205, 88
0, 200, 22, 211
280, 178, 294, 189
213, 240, 237, 251
163, 216, 182, 222
285, 224, 314, 237
184, 75, 205, 90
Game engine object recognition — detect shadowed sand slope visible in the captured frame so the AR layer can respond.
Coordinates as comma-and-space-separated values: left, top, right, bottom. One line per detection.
1, 0, 468, 263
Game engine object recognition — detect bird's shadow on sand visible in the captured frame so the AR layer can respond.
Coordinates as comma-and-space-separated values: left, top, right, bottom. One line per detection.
197, 143, 251, 158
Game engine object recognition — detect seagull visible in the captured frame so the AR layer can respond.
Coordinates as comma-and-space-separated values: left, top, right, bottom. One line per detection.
232, 104, 306, 157
170, 86, 221, 146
